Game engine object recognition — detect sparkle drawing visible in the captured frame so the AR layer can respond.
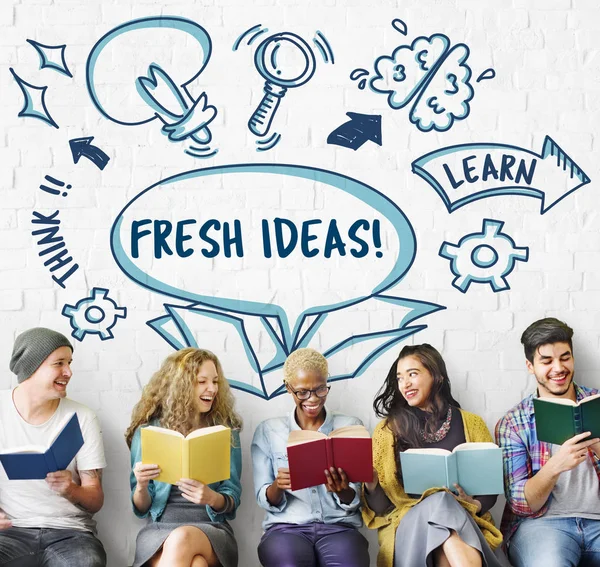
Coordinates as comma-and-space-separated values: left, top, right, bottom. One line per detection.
26, 39, 72, 77
62, 288, 127, 341
439, 219, 529, 293
86, 16, 218, 159
352, 21, 494, 133
9, 68, 59, 129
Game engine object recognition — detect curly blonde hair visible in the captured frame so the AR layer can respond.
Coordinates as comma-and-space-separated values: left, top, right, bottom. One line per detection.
125, 348, 242, 447
283, 348, 328, 384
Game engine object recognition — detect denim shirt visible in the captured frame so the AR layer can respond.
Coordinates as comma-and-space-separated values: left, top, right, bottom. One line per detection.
129, 422, 242, 523
251, 407, 364, 530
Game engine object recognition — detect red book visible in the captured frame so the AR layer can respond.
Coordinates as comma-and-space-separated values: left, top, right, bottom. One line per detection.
286, 425, 373, 491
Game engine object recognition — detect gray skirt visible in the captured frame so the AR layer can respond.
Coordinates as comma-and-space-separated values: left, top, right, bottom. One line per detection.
133, 491, 237, 567
394, 491, 504, 567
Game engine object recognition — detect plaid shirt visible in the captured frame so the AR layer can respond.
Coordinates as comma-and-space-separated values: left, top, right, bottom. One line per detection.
495, 383, 600, 545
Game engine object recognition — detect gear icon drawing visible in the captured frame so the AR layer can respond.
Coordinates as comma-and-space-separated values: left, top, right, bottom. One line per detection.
62, 287, 127, 341
439, 219, 529, 293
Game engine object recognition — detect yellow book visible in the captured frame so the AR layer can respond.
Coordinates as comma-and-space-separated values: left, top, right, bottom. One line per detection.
141, 425, 231, 485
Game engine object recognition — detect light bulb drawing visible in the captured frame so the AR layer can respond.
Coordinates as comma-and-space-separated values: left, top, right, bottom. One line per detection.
86, 16, 218, 159
248, 32, 316, 138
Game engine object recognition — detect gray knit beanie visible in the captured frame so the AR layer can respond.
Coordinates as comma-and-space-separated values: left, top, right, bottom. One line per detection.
10, 328, 73, 383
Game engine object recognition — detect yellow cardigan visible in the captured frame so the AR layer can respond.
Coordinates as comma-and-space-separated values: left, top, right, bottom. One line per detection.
361, 409, 503, 567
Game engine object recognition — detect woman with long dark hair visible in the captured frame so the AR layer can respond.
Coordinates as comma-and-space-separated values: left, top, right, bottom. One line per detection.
362, 344, 503, 567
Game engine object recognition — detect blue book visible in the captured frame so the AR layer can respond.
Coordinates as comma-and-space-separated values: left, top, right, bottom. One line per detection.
400, 442, 504, 496
0, 413, 84, 480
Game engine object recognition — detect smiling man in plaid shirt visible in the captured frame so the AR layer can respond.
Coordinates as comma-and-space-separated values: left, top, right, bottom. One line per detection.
495, 318, 600, 567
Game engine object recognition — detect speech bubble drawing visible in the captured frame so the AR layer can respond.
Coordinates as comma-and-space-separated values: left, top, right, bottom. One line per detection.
111, 164, 417, 348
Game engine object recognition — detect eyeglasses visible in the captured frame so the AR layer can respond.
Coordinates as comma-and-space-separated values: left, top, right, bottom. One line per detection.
288, 385, 331, 400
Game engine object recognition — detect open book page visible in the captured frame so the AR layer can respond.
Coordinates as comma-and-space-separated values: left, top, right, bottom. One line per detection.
186, 424, 228, 440
287, 430, 326, 446
541, 393, 600, 407
453, 442, 498, 452
187, 427, 231, 485
0, 413, 83, 480
143, 425, 185, 438
454, 444, 503, 495
329, 425, 370, 438
141, 427, 183, 485
400, 451, 451, 494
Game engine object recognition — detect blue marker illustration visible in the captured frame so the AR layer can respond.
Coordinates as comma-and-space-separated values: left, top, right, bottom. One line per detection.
249, 32, 316, 137
352, 21, 494, 133
439, 219, 529, 293
10, 68, 59, 129
412, 137, 591, 214
110, 163, 444, 398
26, 39, 72, 77
86, 16, 218, 159
62, 288, 127, 341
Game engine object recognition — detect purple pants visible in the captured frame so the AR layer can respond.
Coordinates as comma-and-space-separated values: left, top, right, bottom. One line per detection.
258, 522, 369, 567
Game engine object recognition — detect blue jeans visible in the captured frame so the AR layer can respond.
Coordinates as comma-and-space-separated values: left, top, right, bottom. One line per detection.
509, 516, 600, 567
0, 527, 106, 567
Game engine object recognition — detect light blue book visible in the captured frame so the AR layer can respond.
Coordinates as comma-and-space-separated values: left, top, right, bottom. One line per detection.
400, 442, 504, 496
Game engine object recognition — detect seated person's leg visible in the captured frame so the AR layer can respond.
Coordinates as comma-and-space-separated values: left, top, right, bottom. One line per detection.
508, 517, 581, 567
313, 524, 369, 567
39, 528, 106, 567
580, 518, 600, 567
0, 528, 39, 567
258, 524, 317, 567
152, 526, 218, 567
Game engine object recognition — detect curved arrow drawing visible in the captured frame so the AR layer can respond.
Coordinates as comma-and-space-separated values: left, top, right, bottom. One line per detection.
412, 136, 591, 214
69, 136, 110, 170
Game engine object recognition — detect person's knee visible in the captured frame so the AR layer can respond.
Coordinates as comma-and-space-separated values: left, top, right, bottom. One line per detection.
509, 542, 574, 567
163, 526, 204, 555
258, 535, 314, 567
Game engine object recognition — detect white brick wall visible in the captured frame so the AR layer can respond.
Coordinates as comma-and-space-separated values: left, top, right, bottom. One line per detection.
1, 0, 600, 565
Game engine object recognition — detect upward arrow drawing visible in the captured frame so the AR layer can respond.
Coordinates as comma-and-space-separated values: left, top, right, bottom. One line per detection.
327, 112, 382, 151
69, 136, 110, 170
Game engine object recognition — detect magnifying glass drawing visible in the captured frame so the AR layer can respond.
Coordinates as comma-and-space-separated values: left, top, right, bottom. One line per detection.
248, 32, 317, 137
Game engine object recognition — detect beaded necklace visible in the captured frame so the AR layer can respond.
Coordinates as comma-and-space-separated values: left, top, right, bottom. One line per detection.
420, 406, 452, 443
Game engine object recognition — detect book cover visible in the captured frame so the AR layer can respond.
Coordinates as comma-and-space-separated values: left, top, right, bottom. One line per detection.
533, 394, 600, 445
0, 413, 84, 480
400, 442, 503, 496
287, 425, 373, 491
141, 424, 231, 485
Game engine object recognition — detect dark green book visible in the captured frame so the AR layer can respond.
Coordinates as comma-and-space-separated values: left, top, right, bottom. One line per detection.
533, 393, 600, 445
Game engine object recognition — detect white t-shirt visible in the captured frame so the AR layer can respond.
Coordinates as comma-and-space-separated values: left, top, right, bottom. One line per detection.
0, 390, 107, 532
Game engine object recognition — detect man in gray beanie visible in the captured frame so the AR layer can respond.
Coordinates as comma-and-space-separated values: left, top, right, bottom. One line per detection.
0, 328, 107, 566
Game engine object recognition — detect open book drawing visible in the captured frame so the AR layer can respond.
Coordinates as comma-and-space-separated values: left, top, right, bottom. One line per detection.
141, 424, 231, 485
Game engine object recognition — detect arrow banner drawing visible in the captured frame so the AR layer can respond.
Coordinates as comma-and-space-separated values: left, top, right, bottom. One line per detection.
412, 136, 591, 214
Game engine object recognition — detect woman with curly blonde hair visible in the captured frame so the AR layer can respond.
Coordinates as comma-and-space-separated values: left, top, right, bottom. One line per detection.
126, 348, 242, 567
